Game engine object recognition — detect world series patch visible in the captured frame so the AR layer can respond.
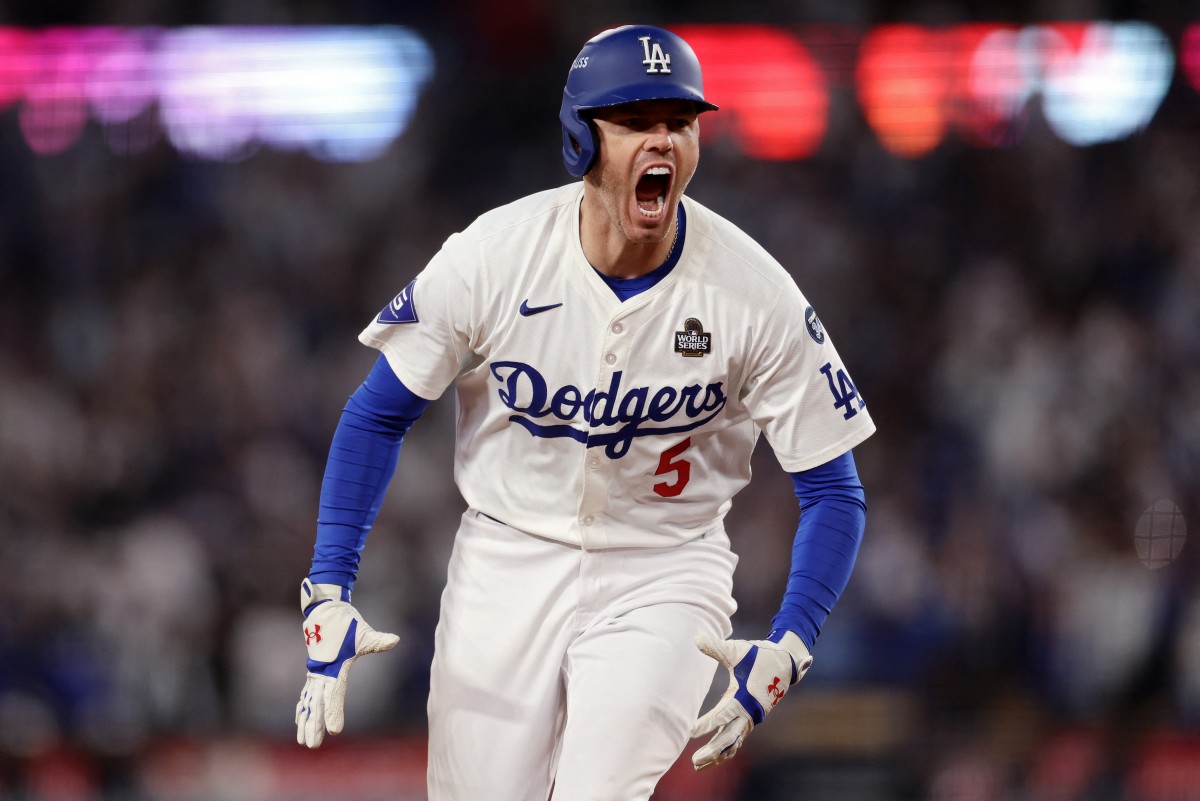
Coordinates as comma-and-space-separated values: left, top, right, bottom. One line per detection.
674, 317, 711, 357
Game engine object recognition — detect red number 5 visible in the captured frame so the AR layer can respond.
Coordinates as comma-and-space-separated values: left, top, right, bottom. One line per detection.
653, 437, 692, 498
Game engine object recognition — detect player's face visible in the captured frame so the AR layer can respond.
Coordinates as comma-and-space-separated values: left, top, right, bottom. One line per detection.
586, 99, 700, 246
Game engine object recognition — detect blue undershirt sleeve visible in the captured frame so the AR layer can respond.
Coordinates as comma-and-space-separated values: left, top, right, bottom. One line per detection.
767, 451, 868, 652
308, 353, 432, 589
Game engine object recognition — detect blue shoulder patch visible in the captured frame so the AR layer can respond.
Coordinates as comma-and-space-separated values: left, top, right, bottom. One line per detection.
377, 279, 419, 325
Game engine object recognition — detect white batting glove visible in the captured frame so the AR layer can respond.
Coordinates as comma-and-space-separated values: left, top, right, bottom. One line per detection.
690, 630, 813, 771
295, 578, 399, 749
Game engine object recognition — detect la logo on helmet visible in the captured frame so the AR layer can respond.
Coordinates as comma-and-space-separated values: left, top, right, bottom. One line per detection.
639, 36, 671, 74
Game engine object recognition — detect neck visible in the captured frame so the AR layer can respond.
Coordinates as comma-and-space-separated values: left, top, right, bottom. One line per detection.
580, 195, 678, 279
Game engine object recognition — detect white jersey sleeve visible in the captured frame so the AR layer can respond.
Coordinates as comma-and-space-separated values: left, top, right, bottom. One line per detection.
739, 276, 873, 473
359, 232, 476, 401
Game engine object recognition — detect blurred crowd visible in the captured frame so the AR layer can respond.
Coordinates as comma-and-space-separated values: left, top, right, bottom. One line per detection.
1, 5, 1199, 800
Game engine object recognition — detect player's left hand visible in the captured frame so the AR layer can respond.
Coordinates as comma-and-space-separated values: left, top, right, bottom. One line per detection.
295, 578, 400, 749
689, 631, 813, 771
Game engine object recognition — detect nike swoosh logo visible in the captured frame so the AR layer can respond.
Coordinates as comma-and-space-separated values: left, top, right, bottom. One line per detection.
519, 300, 563, 317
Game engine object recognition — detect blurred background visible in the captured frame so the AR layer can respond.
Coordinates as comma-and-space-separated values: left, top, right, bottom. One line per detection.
1, 2, 1198, 799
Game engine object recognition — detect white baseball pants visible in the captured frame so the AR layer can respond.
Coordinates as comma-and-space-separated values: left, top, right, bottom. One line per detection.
426, 509, 737, 801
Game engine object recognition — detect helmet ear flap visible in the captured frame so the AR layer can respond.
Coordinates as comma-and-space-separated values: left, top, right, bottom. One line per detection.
560, 112, 598, 178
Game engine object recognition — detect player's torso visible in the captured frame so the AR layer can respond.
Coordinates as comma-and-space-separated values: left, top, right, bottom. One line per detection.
453, 191, 779, 548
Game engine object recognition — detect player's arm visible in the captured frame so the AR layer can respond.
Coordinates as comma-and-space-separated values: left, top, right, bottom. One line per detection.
296, 353, 432, 748
310, 353, 431, 587
691, 449, 866, 770
770, 449, 867, 647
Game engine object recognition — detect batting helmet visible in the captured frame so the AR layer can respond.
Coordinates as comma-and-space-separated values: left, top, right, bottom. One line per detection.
559, 25, 718, 178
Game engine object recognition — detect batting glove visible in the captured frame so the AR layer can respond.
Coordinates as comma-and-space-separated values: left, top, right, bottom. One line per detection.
295, 578, 399, 749
690, 630, 813, 771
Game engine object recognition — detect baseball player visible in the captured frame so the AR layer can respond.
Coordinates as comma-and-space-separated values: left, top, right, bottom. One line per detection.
295, 24, 874, 801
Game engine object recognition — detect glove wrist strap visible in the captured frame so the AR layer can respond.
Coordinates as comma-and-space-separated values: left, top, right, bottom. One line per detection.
300, 577, 351, 614
766, 629, 813, 684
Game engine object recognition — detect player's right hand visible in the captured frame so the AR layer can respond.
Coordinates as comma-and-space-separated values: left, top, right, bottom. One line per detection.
295, 578, 399, 749
689, 631, 813, 770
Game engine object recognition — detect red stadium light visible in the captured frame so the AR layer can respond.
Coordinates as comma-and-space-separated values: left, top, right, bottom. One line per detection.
675, 25, 829, 160
856, 25, 950, 157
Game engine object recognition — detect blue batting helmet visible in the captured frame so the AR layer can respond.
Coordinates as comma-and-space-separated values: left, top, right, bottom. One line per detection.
559, 25, 718, 178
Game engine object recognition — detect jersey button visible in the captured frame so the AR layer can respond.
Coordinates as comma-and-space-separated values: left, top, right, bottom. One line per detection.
611, 323, 624, 334
604, 353, 617, 365
588, 457, 600, 470
582, 515, 594, 526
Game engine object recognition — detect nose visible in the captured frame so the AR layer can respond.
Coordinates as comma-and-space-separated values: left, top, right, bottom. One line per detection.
643, 123, 674, 153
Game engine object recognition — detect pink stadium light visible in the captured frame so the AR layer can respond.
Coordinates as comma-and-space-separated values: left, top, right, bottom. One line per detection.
83, 27, 159, 124
1184, 25, 1200, 91
18, 28, 94, 154
0, 27, 30, 110
0, 25, 432, 161
959, 24, 1030, 148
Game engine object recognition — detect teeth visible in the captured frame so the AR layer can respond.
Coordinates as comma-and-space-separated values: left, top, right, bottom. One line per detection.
638, 194, 665, 218
646, 166, 670, 176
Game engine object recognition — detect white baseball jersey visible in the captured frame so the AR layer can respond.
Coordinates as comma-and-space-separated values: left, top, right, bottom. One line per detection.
360, 182, 875, 550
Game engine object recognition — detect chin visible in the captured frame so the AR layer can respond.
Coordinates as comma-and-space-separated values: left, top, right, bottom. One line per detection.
625, 223, 668, 245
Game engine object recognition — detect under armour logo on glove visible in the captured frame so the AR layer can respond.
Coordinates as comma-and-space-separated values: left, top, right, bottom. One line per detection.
767, 676, 784, 705
690, 631, 813, 771
305, 625, 322, 646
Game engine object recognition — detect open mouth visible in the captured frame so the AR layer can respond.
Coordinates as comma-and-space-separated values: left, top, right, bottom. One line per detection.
635, 166, 672, 219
